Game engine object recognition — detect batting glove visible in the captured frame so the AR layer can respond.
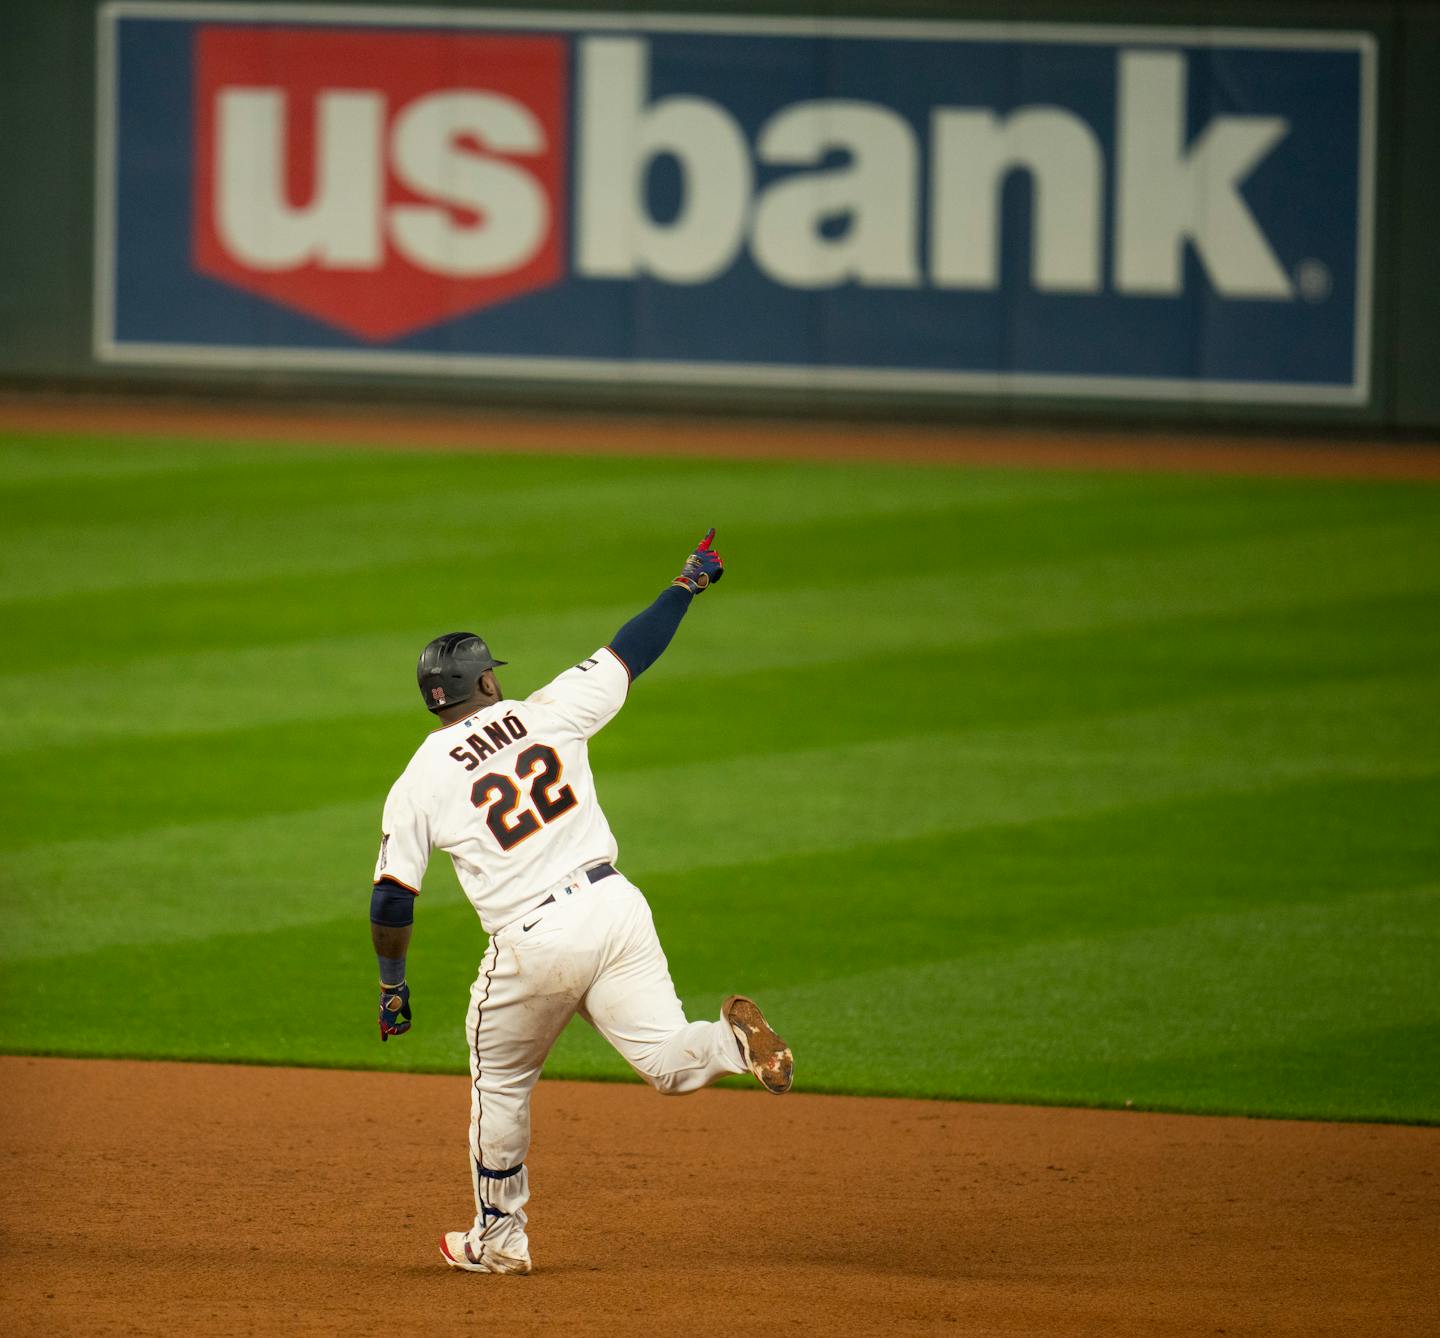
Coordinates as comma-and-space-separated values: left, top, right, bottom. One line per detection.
378, 980, 412, 1042
672, 528, 724, 594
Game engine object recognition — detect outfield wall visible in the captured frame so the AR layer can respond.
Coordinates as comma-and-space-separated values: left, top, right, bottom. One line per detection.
2, 0, 1438, 433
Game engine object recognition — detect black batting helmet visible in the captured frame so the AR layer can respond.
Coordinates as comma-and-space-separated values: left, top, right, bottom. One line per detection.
417, 632, 507, 713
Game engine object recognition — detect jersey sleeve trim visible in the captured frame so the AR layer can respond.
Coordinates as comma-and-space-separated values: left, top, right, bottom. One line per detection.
374, 874, 420, 896
599, 643, 633, 689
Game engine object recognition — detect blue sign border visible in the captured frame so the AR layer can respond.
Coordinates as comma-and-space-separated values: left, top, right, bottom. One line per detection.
94, 3, 1377, 406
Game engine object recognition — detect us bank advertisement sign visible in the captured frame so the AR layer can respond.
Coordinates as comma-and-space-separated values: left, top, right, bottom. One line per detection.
95, 4, 1376, 404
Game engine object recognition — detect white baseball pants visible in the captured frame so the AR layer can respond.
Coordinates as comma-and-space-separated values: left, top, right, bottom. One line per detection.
459, 869, 745, 1264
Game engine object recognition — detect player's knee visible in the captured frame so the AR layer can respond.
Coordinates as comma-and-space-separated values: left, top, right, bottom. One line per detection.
649, 1070, 687, 1096
632, 1035, 710, 1095
628, 1050, 685, 1095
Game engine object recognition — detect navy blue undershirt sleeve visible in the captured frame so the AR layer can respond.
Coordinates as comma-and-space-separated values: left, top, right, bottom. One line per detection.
609, 586, 694, 679
371, 879, 417, 927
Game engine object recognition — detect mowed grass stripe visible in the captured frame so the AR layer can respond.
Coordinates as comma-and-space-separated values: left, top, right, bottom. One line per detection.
7, 439, 1436, 605
12, 761, 1438, 1122
3, 450, 1120, 601
6, 459, 1436, 614
14, 877, 1436, 1121
15, 769, 1437, 975
9, 586, 1431, 845
0, 442, 1126, 524
2, 488, 1200, 651
5, 438, 1438, 1119
5, 455, 1429, 610
6, 434, 1434, 543
4, 519, 1436, 752
4, 799, 379, 960
735, 884, 1440, 1119
638, 772, 1440, 989
8, 672, 1435, 953
0, 434, 346, 485
599, 589, 1440, 768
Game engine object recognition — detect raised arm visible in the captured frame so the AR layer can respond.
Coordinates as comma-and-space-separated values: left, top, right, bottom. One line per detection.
609, 528, 725, 680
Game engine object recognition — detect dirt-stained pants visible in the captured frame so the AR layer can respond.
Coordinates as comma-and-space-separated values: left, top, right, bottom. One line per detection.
460, 868, 745, 1265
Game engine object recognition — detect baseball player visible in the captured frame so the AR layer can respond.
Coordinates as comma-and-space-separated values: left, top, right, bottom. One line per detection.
369, 529, 793, 1276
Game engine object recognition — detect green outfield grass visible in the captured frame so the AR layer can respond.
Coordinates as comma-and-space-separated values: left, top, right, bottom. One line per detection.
2, 432, 1437, 1122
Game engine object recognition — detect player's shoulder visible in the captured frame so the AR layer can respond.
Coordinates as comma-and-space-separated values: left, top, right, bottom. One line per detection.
527, 646, 630, 706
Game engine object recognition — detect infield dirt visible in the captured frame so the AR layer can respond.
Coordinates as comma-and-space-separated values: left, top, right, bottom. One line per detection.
4, 1056, 1435, 1337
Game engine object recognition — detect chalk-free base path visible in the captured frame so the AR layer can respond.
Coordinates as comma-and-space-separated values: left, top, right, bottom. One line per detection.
3, 1057, 1434, 1336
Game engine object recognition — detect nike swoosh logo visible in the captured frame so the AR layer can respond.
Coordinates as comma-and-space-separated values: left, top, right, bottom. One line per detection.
522, 919, 541, 932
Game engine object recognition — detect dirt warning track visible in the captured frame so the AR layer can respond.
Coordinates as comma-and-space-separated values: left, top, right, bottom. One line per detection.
2, 394, 1438, 478
3, 1057, 1435, 1337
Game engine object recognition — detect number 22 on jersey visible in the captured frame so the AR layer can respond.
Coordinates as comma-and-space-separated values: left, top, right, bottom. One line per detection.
471, 743, 577, 850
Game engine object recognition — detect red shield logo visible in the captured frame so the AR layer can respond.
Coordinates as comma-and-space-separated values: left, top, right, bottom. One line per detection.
193, 26, 568, 342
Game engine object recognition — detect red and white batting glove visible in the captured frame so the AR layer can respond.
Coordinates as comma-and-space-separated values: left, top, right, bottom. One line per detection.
378, 980, 412, 1042
673, 528, 724, 594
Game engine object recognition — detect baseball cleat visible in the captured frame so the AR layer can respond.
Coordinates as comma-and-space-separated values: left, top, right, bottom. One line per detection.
439, 1231, 532, 1275
723, 995, 794, 1094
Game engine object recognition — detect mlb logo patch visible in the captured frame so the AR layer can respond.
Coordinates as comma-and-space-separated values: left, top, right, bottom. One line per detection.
191, 26, 568, 340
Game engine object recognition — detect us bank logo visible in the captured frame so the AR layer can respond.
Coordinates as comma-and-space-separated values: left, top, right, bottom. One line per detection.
193, 26, 569, 340
96, 4, 1376, 404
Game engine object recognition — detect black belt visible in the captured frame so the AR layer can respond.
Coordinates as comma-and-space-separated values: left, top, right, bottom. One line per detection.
534, 862, 617, 910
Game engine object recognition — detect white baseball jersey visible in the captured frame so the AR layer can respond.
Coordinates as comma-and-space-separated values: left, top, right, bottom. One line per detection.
374, 646, 630, 933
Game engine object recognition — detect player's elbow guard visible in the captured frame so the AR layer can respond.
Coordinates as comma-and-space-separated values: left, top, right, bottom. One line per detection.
370, 879, 416, 927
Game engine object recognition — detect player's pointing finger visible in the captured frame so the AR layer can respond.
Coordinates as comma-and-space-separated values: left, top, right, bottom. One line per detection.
697, 527, 716, 551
